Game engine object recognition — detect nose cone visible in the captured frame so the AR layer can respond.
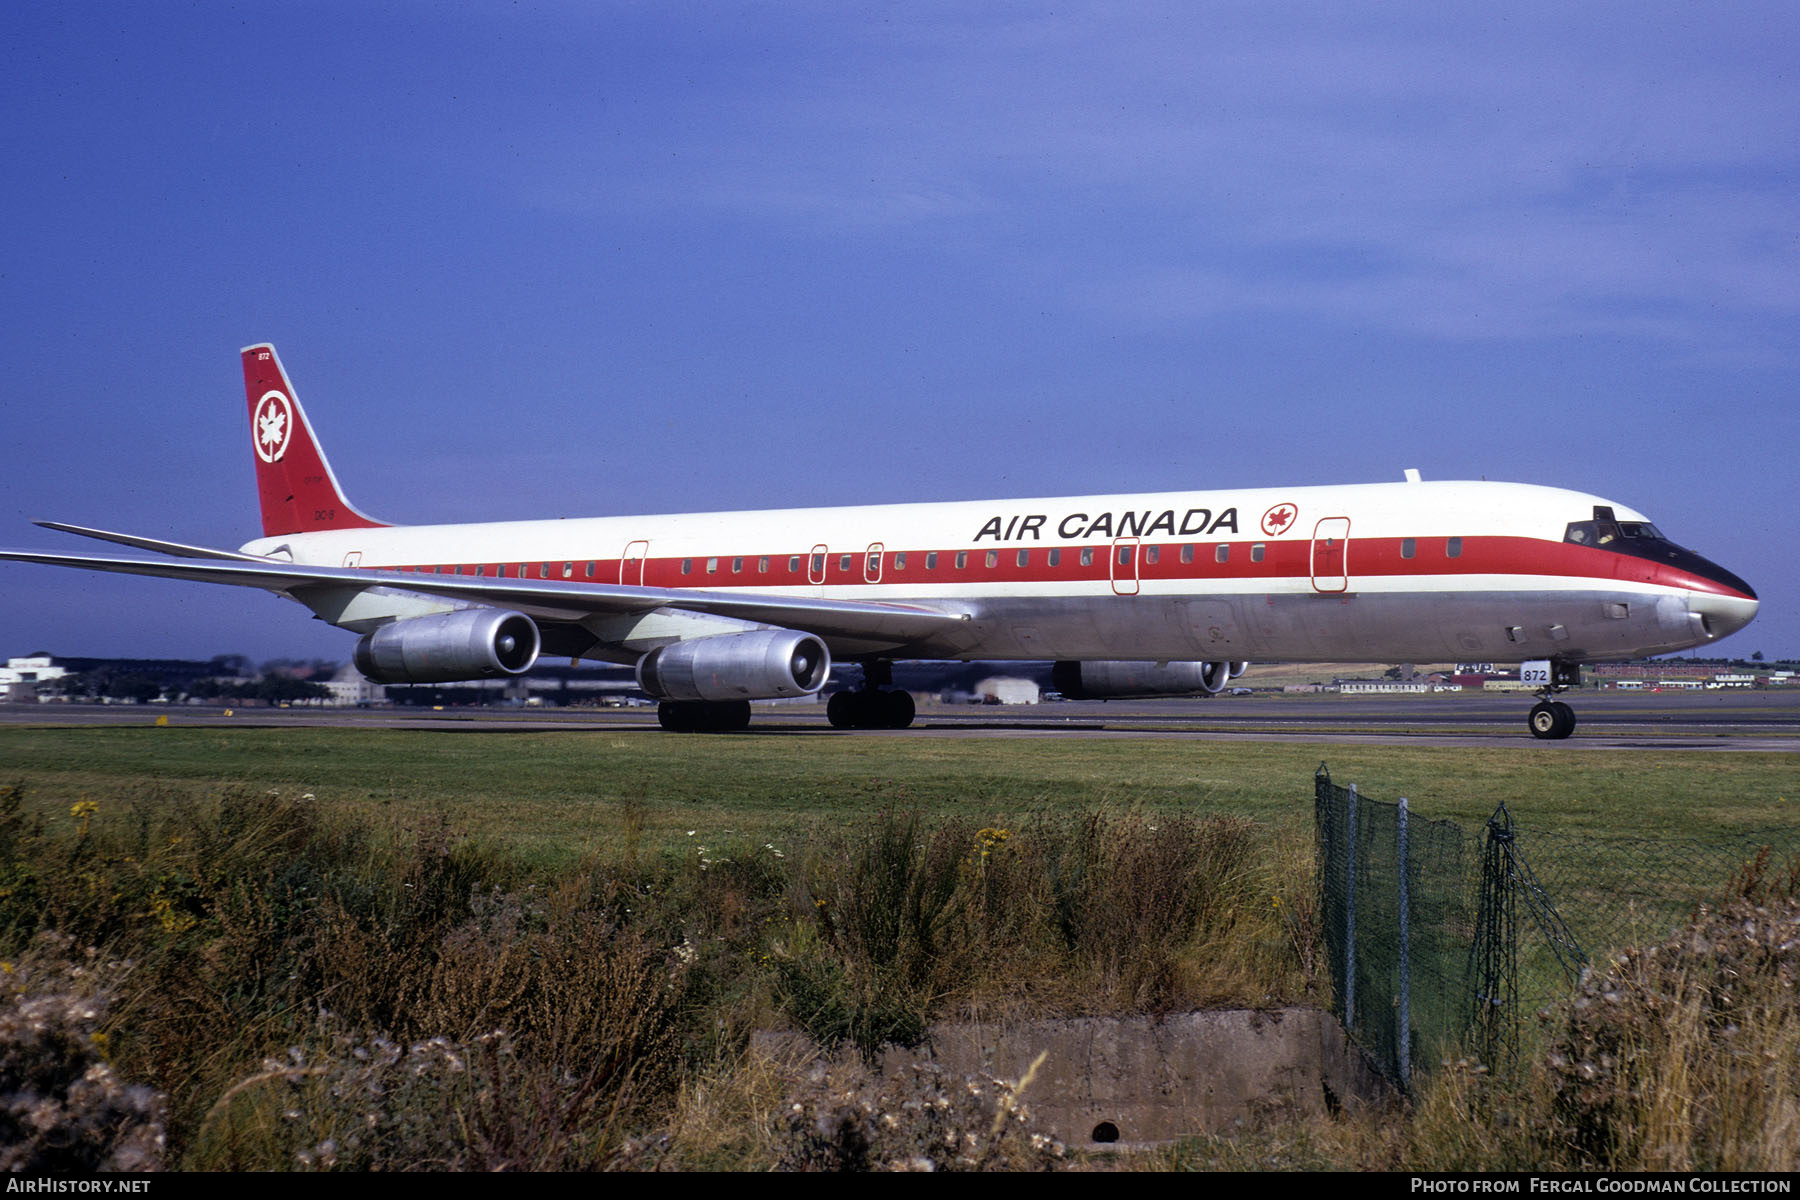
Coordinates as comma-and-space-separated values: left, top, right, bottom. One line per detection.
1688, 586, 1758, 644
1684, 554, 1756, 647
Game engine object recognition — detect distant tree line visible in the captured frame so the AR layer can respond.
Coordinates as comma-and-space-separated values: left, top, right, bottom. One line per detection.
43, 664, 333, 705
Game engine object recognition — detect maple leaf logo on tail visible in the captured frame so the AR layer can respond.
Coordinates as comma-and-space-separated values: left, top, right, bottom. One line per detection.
241, 344, 387, 536
254, 393, 291, 463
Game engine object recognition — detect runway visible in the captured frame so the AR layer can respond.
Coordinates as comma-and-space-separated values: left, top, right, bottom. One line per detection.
4, 689, 1797, 751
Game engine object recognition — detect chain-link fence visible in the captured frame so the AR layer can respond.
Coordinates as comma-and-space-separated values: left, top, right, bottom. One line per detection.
1313, 764, 1800, 1093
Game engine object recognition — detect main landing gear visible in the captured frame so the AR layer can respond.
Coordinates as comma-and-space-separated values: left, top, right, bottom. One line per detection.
1523, 659, 1581, 740
826, 661, 916, 730
658, 699, 751, 732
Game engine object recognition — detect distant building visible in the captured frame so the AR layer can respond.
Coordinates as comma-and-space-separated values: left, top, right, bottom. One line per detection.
324, 663, 388, 707
1, 654, 68, 702
1337, 679, 1431, 694
971, 676, 1041, 705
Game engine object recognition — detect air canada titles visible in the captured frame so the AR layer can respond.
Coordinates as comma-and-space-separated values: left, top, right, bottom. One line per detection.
973, 507, 1240, 543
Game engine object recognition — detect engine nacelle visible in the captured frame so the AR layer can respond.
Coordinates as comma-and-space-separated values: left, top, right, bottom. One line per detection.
1051, 659, 1248, 699
636, 629, 831, 701
353, 609, 541, 683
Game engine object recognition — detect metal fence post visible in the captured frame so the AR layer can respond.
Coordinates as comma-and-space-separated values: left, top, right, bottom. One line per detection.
1344, 783, 1357, 1034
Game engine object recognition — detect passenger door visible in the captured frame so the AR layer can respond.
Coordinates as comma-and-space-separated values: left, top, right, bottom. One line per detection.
1310, 518, 1350, 593
620, 540, 649, 586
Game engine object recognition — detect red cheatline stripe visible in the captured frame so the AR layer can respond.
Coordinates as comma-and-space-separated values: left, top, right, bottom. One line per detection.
350, 535, 1751, 601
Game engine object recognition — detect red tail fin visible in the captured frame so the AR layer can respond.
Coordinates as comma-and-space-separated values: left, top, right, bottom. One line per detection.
241, 344, 388, 537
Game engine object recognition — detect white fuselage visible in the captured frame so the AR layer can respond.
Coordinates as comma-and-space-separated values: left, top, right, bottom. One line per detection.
241, 478, 1757, 666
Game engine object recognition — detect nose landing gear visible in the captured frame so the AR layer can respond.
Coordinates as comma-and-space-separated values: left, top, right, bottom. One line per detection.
1522, 659, 1582, 740
1528, 699, 1577, 740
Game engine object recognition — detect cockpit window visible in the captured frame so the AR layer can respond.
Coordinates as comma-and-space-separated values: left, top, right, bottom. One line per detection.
1564, 520, 1612, 546
1565, 519, 1667, 547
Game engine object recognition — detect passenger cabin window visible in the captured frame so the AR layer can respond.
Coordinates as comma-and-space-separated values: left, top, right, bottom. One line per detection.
894, 552, 907, 570
759, 556, 770, 573
790, 556, 801, 573
839, 554, 853, 573
682, 559, 692, 575
955, 551, 968, 569
926, 552, 938, 570
867, 552, 880, 574
985, 551, 998, 568
1215, 544, 1229, 563
1048, 548, 1061, 567
1250, 544, 1265, 563
1145, 546, 1159, 565
811, 553, 824, 574
1401, 538, 1415, 559
563, 562, 573, 578
1181, 545, 1195, 564
1446, 537, 1463, 558
1080, 547, 1094, 566
1016, 549, 1029, 568
1116, 545, 1132, 566
706, 557, 718, 574
732, 557, 743, 573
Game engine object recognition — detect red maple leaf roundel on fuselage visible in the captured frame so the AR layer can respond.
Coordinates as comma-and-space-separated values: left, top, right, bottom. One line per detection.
1261, 503, 1297, 536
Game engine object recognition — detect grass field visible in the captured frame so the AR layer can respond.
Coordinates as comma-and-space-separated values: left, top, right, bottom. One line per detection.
3, 724, 1796, 859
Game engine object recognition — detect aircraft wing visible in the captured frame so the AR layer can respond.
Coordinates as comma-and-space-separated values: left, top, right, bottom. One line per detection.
0, 546, 972, 648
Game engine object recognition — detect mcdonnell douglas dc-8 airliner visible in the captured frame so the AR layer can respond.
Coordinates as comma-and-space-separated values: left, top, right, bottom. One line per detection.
1, 344, 1758, 737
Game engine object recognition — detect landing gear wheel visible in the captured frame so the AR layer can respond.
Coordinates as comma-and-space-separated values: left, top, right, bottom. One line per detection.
1527, 701, 1575, 740
1553, 701, 1576, 737
882, 689, 915, 729
658, 700, 752, 732
825, 689, 914, 729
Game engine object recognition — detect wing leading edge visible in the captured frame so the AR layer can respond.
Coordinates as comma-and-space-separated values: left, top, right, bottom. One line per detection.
0, 543, 972, 651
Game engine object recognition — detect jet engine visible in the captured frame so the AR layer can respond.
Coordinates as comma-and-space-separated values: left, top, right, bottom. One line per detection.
1051, 659, 1248, 699
353, 608, 541, 683
636, 629, 831, 701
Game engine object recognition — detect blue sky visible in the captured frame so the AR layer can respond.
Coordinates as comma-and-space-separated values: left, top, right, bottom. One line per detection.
3, 2, 1795, 663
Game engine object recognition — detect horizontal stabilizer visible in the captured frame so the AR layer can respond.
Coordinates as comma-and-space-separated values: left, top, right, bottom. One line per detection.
33, 520, 269, 562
